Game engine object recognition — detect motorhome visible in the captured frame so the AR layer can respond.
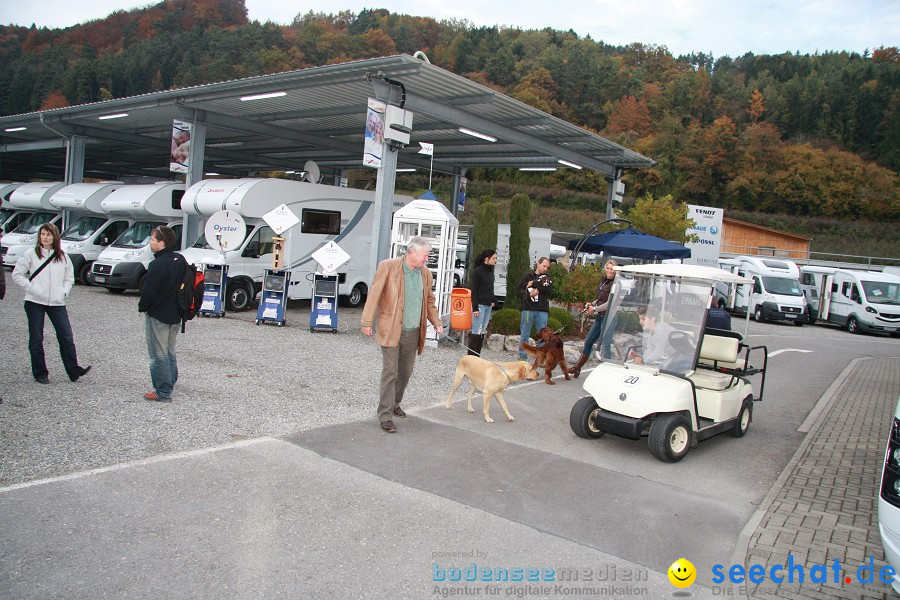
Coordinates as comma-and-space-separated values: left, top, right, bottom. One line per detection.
800, 266, 900, 335
494, 225, 558, 300
179, 178, 415, 311
731, 256, 806, 324
88, 183, 185, 292
1, 182, 65, 267
3, 182, 126, 275
51, 182, 133, 285
0, 183, 26, 232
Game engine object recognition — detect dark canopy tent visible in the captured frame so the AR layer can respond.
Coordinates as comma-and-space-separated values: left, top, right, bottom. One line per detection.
567, 227, 691, 261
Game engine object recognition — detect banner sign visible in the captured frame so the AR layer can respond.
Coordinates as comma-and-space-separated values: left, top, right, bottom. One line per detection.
363, 98, 386, 169
684, 204, 724, 266
169, 120, 192, 174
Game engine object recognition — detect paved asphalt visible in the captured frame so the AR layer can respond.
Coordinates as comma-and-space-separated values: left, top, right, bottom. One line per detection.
0, 280, 898, 599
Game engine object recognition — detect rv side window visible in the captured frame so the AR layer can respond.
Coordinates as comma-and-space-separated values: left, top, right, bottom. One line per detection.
842, 281, 852, 297
801, 273, 813, 285
171, 190, 185, 211
850, 284, 861, 303
301, 209, 340, 235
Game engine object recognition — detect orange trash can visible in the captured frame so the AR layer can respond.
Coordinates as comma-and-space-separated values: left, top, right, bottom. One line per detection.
450, 288, 473, 331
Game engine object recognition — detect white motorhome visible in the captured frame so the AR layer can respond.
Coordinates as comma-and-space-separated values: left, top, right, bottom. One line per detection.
3, 182, 126, 274
180, 178, 414, 311
88, 183, 185, 292
494, 225, 555, 300
801, 266, 900, 335
0, 182, 26, 233
1, 182, 65, 267
731, 256, 806, 324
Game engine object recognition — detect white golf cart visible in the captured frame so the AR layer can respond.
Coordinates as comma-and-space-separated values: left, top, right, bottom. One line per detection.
570, 264, 768, 462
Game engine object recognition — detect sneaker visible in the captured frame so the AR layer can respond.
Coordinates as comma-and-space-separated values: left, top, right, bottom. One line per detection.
380, 420, 397, 433
392, 407, 407, 418
144, 391, 172, 403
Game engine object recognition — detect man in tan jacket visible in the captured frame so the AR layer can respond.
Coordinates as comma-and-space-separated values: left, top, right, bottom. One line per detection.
361, 236, 444, 432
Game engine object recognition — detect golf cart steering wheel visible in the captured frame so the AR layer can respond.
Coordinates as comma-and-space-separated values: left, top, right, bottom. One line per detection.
668, 330, 696, 354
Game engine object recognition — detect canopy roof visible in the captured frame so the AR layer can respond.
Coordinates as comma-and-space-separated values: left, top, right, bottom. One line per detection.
568, 227, 691, 261
0, 54, 653, 182
617, 263, 752, 285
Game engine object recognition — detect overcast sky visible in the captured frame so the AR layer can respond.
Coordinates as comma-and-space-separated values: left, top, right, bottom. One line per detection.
1, 0, 896, 58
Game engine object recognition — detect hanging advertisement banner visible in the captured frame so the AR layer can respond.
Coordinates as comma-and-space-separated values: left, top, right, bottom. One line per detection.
684, 204, 724, 266
169, 120, 192, 174
363, 98, 387, 169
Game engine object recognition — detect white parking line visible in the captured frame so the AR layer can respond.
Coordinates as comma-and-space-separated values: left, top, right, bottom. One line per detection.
768, 348, 814, 357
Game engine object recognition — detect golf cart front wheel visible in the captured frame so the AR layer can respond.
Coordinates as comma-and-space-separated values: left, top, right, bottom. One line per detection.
729, 400, 752, 438
570, 396, 605, 439
649, 413, 692, 462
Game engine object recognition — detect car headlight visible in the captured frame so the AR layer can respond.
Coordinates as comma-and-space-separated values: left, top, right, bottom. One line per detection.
764, 294, 776, 303
123, 250, 140, 260
22, 235, 36, 244
866, 306, 878, 314
69, 242, 85, 252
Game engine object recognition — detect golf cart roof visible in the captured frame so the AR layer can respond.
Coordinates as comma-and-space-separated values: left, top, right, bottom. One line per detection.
616, 263, 752, 285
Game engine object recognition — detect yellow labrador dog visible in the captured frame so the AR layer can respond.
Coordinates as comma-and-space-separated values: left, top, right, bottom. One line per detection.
445, 356, 540, 423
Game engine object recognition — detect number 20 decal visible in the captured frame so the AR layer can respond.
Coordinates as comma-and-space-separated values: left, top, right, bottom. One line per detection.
622, 375, 642, 386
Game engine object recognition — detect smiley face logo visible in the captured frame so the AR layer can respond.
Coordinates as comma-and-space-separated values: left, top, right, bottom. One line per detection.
668, 558, 696, 588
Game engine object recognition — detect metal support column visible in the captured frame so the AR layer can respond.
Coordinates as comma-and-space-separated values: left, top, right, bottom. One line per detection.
62, 135, 85, 229
183, 111, 207, 250
370, 142, 398, 278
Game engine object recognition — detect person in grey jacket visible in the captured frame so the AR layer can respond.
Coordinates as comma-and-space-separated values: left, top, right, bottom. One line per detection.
12, 223, 91, 384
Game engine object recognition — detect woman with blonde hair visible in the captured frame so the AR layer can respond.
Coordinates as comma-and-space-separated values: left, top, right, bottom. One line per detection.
12, 222, 91, 384
572, 259, 618, 377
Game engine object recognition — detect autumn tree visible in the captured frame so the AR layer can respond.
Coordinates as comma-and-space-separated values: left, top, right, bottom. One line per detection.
626, 194, 697, 243
470, 197, 499, 286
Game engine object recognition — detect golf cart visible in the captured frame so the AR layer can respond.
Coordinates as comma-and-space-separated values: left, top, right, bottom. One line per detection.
570, 264, 768, 462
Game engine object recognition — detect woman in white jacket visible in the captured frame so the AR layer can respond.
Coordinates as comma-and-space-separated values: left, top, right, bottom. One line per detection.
12, 223, 91, 384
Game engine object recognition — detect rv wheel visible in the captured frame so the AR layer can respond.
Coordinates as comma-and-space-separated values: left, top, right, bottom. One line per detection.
78, 262, 93, 286
847, 316, 860, 334
649, 413, 692, 463
225, 282, 252, 311
342, 284, 366, 308
754, 306, 765, 323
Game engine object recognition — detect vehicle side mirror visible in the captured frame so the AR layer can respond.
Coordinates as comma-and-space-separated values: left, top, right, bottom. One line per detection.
455, 259, 463, 269
753, 282, 762, 294
242, 241, 260, 258
98, 236, 109, 246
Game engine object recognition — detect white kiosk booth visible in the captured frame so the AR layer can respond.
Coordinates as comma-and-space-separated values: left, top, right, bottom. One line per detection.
390, 193, 459, 347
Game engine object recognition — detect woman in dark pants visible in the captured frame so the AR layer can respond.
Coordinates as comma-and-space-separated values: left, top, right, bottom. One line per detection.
572, 259, 618, 377
468, 248, 497, 356
12, 223, 91, 384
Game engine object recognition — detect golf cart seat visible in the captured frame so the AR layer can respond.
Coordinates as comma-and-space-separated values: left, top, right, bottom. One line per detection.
689, 334, 740, 391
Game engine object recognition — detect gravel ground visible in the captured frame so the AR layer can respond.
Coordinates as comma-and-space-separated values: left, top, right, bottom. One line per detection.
0, 277, 522, 487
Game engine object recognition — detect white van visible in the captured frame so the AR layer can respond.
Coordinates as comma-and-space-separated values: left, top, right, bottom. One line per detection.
180, 178, 414, 311
1, 182, 65, 267
802, 267, 900, 335
88, 183, 185, 292
731, 256, 806, 324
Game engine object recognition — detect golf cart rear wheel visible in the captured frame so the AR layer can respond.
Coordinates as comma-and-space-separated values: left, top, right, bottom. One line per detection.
570, 396, 605, 439
729, 400, 752, 438
649, 414, 692, 463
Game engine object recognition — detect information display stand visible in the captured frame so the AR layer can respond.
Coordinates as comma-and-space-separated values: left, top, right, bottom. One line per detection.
199, 264, 228, 317
310, 273, 339, 333
255, 269, 291, 327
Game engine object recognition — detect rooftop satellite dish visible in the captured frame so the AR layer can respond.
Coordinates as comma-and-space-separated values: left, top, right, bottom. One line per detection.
303, 160, 321, 184
205, 210, 246, 253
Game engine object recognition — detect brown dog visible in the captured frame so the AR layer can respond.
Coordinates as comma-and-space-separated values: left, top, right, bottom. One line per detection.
445, 356, 539, 422
521, 327, 571, 385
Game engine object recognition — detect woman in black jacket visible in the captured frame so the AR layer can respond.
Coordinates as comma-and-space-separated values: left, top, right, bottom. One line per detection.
468, 249, 497, 356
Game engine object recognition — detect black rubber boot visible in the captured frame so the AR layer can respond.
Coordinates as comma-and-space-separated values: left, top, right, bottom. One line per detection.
467, 334, 484, 356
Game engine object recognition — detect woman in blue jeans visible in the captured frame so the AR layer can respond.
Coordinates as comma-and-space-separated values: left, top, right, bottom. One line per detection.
467, 248, 497, 356
572, 260, 618, 377
12, 223, 91, 384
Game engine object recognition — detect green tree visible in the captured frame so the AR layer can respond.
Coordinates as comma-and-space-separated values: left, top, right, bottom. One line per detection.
470, 197, 499, 285
506, 193, 532, 307
626, 194, 697, 243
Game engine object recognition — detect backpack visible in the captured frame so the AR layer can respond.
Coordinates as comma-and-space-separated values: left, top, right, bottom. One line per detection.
178, 260, 205, 332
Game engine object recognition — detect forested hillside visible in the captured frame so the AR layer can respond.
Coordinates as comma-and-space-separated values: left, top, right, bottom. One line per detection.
1, 0, 897, 231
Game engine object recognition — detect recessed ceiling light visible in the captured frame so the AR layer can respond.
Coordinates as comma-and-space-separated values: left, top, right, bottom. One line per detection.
519, 167, 557, 172
4, 126, 27, 132
458, 127, 497, 142
205, 172, 220, 176
98, 113, 129, 120
557, 159, 582, 169
240, 91, 287, 102
396, 168, 417, 172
